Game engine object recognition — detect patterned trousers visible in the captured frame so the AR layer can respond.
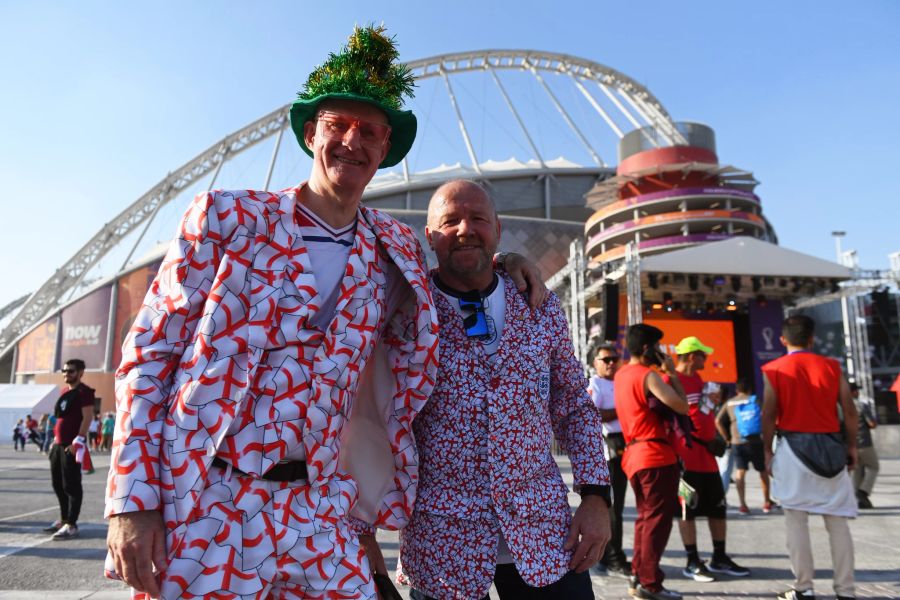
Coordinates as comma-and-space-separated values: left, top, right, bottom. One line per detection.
149, 465, 374, 600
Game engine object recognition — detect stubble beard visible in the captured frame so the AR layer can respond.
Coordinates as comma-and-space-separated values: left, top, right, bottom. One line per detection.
444, 248, 492, 284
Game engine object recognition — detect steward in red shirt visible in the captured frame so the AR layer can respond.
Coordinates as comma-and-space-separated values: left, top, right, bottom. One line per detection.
761, 315, 858, 600
615, 324, 687, 600
669, 337, 750, 583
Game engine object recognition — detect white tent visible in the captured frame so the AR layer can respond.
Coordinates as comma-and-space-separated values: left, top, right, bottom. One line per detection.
640, 237, 852, 279
0, 384, 60, 442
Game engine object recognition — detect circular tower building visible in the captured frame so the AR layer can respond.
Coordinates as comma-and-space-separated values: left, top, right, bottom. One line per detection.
584, 122, 777, 267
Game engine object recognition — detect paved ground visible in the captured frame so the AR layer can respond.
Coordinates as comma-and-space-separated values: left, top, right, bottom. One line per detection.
0, 444, 897, 599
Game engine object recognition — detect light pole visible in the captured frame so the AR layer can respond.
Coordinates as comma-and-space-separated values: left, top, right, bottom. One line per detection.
831, 230, 846, 263
831, 231, 854, 380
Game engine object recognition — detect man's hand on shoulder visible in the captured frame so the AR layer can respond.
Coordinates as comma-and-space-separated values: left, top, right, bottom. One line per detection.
563, 495, 611, 573
107, 510, 167, 597
497, 252, 548, 309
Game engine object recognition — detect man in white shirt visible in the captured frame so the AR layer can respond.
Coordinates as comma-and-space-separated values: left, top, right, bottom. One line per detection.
589, 344, 630, 577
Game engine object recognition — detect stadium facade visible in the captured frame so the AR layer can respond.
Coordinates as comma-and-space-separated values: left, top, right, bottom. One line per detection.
1, 49, 895, 419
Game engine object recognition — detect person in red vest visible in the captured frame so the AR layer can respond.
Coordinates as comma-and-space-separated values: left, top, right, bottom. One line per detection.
615, 324, 688, 600
762, 315, 858, 600
891, 374, 900, 414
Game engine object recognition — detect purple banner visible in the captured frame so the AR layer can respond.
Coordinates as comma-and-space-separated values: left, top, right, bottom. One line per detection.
593, 186, 761, 221
748, 299, 787, 396
588, 211, 764, 245
59, 285, 112, 370
635, 186, 760, 204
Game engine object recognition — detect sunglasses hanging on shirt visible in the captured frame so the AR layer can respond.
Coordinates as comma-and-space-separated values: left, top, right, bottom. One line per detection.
458, 293, 491, 340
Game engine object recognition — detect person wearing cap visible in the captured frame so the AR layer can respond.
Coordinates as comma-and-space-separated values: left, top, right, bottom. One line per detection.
104, 26, 542, 600
396, 180, 610, 600
667, 336, 750, 583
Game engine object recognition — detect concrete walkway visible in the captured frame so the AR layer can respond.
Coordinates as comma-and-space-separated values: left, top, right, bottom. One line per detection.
1, 445, 897, 599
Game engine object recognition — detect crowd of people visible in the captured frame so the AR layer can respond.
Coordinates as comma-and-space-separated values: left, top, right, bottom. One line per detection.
585, 316, 880, 600
11, 414, 42, 451
6, 24, 883, 600
11, 410, 116, 454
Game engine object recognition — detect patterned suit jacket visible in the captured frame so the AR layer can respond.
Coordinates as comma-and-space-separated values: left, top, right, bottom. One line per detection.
105, 184, 439, 549
398, 273, 608, 599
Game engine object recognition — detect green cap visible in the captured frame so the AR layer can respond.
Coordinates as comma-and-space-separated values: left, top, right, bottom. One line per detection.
675, 336, 714, 356
290, 24, 416, 169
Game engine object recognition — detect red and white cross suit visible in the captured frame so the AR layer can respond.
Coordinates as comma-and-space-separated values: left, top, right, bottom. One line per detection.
105, 184, 439, 599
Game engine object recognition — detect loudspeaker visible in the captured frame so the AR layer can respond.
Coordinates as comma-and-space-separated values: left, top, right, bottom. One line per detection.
603, 283, 619, 341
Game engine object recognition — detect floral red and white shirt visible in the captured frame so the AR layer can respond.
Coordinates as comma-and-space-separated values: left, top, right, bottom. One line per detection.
398, 272, 608, 599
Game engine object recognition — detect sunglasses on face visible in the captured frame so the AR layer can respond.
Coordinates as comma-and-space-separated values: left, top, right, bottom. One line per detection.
316, 111, 392, 149
458, 296, 491, 340
598, 356, 620, 365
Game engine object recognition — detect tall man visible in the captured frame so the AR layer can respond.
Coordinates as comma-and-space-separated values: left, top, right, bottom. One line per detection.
105, 28, 540, 600
45, 358, 95, 540
668, 337, 749, 582
589, 344, 630, 576
397, 180, 611, 600
762, 315, 858, 600
616, 324, 688, 600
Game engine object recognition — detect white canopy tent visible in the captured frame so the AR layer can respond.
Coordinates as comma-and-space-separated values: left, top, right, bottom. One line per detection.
640, 237, 852, 279
0, 384, 60, 441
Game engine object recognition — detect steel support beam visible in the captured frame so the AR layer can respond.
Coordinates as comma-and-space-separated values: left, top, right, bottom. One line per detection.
262, 125, 285, 191
440, 68, 482, 174
569, 73, 624, 138
0, 107, 288, 354
488, 66, 546, 166
597, 82, 644, 131
526, 58, 604, 167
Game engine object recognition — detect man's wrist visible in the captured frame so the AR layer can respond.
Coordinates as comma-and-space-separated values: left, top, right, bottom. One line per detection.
493, 252, 510, 271
578, 484, 611, 507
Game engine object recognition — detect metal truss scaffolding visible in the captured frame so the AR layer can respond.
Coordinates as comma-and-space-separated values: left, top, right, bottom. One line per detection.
549, 242, 900, 398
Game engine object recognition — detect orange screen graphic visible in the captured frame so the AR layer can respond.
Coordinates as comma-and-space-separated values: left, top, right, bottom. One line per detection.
644, 319, 737, 383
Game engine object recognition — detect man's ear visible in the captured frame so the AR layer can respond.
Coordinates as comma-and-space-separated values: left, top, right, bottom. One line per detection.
379, 139, 392, 165
424, 226, 433, 249
303, 120, 316, 152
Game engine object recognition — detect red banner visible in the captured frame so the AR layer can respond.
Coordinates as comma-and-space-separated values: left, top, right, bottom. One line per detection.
112, 262, 160, 369
16, 319, 58, 373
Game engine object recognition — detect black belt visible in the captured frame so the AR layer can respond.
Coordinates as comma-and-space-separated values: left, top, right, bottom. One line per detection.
212, 457, 308, 482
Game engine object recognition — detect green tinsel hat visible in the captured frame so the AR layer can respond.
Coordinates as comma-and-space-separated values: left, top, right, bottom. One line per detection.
290, 24, 416, 168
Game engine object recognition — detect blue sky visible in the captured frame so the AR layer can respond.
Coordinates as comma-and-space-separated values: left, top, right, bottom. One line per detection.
1, 1, 898, 310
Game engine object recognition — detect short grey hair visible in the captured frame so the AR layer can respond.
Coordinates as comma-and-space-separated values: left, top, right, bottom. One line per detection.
427, 179, 497, 226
